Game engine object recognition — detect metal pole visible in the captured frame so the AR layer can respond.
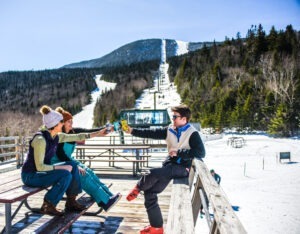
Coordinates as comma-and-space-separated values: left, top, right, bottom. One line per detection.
4, 203, 12, 234
154, 92, 157, 110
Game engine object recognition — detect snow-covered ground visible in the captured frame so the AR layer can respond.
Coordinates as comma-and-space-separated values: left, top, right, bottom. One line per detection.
72, 39, 300, 233
196, 134, 300, 234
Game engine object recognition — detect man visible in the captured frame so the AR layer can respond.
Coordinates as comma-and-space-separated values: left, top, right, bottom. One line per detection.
125, 105, 205, 234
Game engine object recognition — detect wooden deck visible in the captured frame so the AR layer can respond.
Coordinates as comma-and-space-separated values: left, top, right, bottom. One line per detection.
0, 154, 171, 233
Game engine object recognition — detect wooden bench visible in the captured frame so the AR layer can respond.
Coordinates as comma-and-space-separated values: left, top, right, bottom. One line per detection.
166, 159, 247, 233
279, 152, 291, 163
0, 171, 105, 234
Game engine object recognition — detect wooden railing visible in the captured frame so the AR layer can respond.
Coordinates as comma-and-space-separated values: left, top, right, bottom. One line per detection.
0, 136, 23, 168
166, 159, 246, 234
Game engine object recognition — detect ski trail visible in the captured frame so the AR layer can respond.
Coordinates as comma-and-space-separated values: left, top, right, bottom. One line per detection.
135, 39, 181, 111
73, 75, 116, 128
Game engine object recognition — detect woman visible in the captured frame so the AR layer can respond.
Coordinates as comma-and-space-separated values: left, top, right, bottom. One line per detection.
51, 107, 121, 212
21, 105, 107, 216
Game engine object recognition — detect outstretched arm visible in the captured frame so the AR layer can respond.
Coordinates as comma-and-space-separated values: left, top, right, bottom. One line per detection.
127, 127, 168, 140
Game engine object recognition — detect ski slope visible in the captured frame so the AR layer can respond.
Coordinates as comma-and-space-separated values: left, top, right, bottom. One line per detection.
73, 74, 116, 128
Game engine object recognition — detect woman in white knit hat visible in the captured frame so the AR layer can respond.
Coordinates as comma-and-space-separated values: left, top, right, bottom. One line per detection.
21, 105, 108, 216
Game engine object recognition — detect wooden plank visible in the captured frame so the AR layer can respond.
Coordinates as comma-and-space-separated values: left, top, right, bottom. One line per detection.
0, 175, 22, 188
0, 136, 19, 141
194, 159, 247, 234
166, 177, 195, 234
78, 159, 147, 162
76, 145, 150, 150
26, 195, 95, 234
78, 154, 151, 158
0, 152, 20, 157
0, 144, 18, 149
0, 185, 44, 203
0, 179, 25, 193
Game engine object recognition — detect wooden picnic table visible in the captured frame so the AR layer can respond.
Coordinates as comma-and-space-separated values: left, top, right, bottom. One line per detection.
75, 144, 151, 176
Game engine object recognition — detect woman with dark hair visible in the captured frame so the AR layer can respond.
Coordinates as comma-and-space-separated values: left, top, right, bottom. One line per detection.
21, 105, 107, 216
51, 107, 121, 212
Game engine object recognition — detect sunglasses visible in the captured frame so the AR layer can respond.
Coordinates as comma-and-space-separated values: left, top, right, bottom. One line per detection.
172, 115, 182, 120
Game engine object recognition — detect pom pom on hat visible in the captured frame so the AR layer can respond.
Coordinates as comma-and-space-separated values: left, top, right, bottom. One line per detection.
55, 107, 73, 122
40, 105, 63, 129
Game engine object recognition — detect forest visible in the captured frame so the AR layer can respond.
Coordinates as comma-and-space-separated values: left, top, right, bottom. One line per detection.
0, 24, 299, 137
167, 24, 300, 136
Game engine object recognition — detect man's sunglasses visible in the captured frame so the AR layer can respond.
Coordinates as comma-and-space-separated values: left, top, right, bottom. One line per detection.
172, 115, 182, 120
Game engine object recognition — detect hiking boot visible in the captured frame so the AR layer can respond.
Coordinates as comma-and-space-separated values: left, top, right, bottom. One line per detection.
65, 195, 86, 212
98, 193, 122, 212
140, 225, 164, 234
41, 199, 64, 216
126, 185, 140, 201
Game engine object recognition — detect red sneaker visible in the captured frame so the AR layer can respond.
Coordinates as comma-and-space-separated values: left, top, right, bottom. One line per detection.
126, 185, 140, 201
140, 225, 163, 234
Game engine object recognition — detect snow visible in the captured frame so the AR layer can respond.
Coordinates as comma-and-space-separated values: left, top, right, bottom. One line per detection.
196, 134, 300, 234
72, 74, 116, 128
176, 40, 189, 55
161, 39, 166, 64
72, 40, 300, 233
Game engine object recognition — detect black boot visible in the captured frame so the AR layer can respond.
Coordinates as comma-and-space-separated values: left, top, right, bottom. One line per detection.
98, 193, 122, 212
65, 195, 86, 212
41, 199, 64, 216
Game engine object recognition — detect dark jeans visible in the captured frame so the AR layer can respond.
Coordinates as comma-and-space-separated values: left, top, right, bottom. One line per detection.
21, 161, 82, 206
137, 163, 189, 228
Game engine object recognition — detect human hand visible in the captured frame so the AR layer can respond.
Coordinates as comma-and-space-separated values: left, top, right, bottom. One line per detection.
108, 125, 114, 133
169, 148, 178, 157
98, 128, 110, 136
125, 126, 132, 134
78, 166, 86, 175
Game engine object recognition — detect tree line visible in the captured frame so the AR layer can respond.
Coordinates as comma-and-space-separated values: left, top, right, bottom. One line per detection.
167, 24, 299, 136
0, 68, 101, 135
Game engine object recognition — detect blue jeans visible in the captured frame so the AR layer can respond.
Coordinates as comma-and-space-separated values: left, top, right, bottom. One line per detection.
21, 161, 82, 206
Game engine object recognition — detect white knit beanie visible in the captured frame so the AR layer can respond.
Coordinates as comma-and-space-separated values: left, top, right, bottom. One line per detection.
40, 105, 63, 129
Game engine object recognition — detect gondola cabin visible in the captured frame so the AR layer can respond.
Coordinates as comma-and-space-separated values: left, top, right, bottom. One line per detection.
119, 109, 171, 128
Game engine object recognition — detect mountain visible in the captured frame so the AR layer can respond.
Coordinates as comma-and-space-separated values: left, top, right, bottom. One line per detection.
62, 39, 212, 69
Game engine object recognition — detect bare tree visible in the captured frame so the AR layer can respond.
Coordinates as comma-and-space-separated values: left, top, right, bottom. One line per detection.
262, 54, 297, 107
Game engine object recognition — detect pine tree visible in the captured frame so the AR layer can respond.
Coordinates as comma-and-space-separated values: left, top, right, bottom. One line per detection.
268, 104, 288, 136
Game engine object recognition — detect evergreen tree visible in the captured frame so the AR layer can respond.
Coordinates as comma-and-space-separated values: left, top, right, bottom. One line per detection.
268, 104, 288, 136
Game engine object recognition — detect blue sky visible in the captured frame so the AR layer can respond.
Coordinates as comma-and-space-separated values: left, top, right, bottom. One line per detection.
0, 0, 299, 72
